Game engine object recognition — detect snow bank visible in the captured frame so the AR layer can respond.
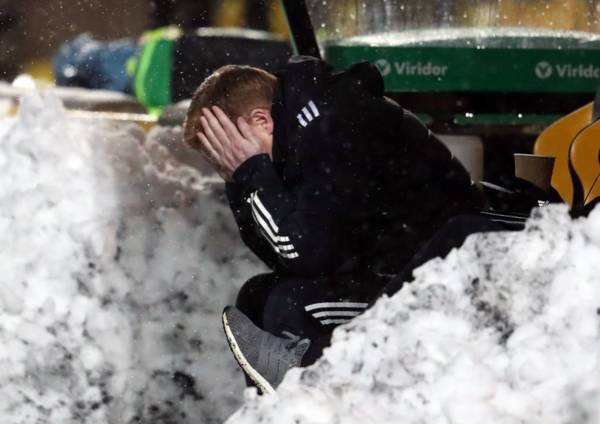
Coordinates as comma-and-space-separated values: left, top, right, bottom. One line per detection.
228, 205, 600, 424
0, 94, 264, 423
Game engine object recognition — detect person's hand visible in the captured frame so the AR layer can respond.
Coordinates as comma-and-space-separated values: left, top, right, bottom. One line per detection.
197, 106, 268, 181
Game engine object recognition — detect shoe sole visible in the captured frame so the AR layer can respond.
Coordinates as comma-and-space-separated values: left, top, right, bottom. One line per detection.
222, 309, 275, 395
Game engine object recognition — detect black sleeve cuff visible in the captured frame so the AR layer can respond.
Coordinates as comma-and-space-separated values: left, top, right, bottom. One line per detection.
231, 153, 290, 216
232, 154, 273, 185
225, 182, 246, 208
225, 154, 271, 207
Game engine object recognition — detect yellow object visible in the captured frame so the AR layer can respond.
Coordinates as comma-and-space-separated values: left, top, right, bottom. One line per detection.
3, 106, 156, 132
268, 1, 288, 37
457, 0, 594, 31
67, 109, 157, 132
569, 120, 600, 205
215, 0, 246, 28
214, 0, 288, 37
498, 0, 592, 31
23, 59, 55, 84
534, 103, 593, 205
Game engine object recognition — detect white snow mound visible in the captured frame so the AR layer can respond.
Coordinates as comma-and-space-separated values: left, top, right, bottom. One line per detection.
0, 93, 265, 423
228, 205, 600, 424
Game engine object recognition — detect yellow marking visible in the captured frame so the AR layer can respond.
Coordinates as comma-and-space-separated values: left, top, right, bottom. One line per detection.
534, 103, 593, 205
569, 120, 600, 205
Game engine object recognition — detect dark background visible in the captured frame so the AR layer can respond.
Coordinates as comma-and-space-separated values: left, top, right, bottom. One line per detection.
0, 0, 283, 81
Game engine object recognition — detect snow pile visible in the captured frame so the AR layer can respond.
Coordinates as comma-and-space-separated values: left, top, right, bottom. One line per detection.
228, 205, 600, 424
0, 94, 264, 423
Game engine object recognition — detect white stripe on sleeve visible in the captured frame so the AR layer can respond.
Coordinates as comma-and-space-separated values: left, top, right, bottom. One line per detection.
252, 209, 299, 260
250, 207, 283, 248
302, 107, 314, 122
297, 114, 308, 127
250, 202, 283, 244
249, 191, 299, 260
308, 100, 320, 117
251, 192, 280, 233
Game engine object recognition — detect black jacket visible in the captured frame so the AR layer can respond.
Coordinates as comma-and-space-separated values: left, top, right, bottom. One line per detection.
226, 56, 485, 277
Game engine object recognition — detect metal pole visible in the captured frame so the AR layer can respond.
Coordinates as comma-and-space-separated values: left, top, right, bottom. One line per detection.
280, 0, 321, 59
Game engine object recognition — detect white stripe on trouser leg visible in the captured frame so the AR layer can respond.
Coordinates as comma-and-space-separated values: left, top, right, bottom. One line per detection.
302, 107, 313, 122
304, 302, 368, 312
320, 319, 351, 325
297, 114, 308, 127
312, 310, 361, 318
308, 100, 319, 117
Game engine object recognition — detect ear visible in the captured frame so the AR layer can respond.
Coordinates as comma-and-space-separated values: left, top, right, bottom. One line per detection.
248, 108, 274, 135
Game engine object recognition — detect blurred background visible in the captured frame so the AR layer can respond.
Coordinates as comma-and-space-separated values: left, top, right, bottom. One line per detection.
3, 0, 599, 83
310, 0, 600, 38
0, 0, 287, 82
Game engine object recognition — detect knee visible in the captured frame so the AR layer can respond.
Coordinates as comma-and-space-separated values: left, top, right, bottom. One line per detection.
263, 276, 318, 317
236, 273, 276, 307
444, 214, 477, 228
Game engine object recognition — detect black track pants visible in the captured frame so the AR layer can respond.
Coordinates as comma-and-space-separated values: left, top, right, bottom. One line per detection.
236, 271, 388, 366
375, 214, 514, 300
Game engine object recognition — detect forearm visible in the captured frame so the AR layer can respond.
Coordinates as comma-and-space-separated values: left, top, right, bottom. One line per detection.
226, 182, 280, 269
232, 155, 349, 276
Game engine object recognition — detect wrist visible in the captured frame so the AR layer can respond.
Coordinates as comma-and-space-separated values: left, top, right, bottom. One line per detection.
232, 154, 272, 185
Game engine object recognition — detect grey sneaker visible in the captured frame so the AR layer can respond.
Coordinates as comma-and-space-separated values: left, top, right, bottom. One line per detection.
222, 306, 311, 394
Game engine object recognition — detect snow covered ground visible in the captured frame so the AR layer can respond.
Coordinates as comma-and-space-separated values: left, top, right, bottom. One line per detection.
0, 93, 265, 423
227, 206, 600, 423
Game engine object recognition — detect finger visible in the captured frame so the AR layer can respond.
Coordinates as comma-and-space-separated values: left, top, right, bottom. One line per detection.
196, 132, 219, 158
201, 115, 238, 170
199, 115, 222, 153
203, 139, 235, 173
202, 108, 231, 148
211, 107, 256, 163
198, 132, 221, 164
201, 115, 233, 163
212, 106, 245, 143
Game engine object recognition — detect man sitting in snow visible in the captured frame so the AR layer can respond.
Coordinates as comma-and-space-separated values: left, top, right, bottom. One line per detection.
183, 56, 486, 393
